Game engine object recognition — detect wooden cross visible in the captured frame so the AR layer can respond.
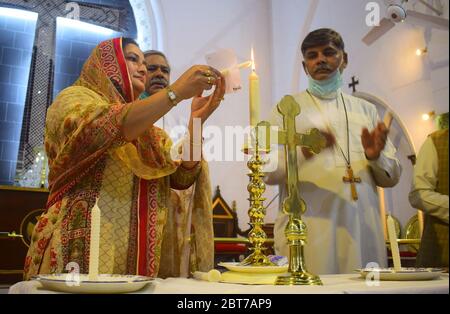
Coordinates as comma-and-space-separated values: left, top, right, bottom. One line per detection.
343, 165, 361, 201
348, 76, 359, 93
269, 95, 327, 218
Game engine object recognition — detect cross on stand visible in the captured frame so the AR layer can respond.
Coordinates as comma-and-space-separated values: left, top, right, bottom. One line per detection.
343, 165, 361, 201
349, 76, 359, 93
266, 95, 327, 285
274, 96, 326, 218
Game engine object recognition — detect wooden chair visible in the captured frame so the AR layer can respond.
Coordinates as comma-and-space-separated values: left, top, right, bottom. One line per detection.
212, 186, 275, 265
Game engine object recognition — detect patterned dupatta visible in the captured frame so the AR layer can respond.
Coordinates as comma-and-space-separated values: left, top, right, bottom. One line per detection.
46, 37, 179, 207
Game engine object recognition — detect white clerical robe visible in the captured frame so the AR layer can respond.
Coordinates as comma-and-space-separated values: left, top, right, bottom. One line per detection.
265, 90, 401, 275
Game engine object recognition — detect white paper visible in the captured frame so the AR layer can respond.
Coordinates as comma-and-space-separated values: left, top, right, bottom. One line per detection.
206, 49, 242, 94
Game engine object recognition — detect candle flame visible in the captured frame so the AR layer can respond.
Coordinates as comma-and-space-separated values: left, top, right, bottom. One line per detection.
251, 47, 255, 71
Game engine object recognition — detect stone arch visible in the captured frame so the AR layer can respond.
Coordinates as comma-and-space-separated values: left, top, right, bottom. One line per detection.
130, 0, 166, 52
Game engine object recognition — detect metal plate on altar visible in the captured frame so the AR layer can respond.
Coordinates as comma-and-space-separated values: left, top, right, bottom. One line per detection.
218, 262, 288, 273
34, 274, 153, 293
357, 268, 444, 281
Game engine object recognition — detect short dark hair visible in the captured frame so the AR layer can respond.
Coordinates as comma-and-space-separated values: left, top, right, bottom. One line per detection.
301, 28, 345, 55
121, 37, 139, 50
144, 49, 170, 70
144, 50, 168, 61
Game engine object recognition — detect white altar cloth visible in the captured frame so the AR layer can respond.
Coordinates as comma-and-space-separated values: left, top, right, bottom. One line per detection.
8, 274, 448, 294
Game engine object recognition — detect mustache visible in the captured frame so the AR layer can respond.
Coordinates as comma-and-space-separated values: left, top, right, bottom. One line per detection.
149, 77, 168, 87
315, 65, 332, 73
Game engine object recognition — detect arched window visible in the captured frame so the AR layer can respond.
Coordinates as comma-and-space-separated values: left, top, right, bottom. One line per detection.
0, 0, 160, 187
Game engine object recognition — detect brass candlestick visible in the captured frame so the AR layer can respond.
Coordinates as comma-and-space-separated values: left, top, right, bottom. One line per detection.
240, 123, 274, 267
271, 95, 327, 285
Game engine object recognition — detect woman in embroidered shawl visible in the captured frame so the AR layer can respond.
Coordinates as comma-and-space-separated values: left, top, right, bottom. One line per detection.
24, 37, 225, 279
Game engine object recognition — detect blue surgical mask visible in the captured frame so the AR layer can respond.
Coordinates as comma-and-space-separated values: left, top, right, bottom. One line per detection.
307, 69, 343, 98
139, 91, 150, 100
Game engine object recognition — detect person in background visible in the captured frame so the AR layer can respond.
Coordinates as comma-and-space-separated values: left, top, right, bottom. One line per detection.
265, 28, 401, 274
409, 113, 449, 269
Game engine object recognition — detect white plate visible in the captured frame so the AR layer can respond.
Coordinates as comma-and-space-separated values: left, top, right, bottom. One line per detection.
357, 268, 444, 281
218, 262, 288, 274
34, 274, 153, 294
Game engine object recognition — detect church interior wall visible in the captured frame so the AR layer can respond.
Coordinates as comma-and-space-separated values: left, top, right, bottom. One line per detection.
0, 0, 447, 235
158, 0, 448, 231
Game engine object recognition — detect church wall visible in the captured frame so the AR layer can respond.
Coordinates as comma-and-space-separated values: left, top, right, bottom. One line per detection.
155, 0, 448, 231
270, 0, 448, 151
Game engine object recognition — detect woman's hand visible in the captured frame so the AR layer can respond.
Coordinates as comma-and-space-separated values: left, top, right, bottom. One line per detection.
181, 73, 225, 168
170, 65, 222, 101
190, 72, 226, 124
180, 70, 225, 168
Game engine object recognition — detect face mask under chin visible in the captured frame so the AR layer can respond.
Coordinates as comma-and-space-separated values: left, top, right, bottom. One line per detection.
307, 69, 343, 99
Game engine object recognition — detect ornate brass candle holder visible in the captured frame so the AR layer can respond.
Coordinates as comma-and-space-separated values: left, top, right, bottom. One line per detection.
235, 96, 326, 286
240, 122, 274, 267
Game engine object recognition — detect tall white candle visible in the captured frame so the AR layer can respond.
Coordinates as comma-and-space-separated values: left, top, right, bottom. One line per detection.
383, 111, 394, 129
88, 198, 101, 280
387, 215, 402, 272
249, 48, 260, 127
378, 187, 387, 240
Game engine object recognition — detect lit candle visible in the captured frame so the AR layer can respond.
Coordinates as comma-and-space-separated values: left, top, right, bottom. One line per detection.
249, 48, 260, 127
88, 198, 101, 280
387, 215, 401, 272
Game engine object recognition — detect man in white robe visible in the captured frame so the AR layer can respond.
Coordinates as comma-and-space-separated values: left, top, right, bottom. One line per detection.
265, 28, 401, 274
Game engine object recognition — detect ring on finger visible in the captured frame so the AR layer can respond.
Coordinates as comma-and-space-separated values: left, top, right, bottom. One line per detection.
207, 77, 212, 84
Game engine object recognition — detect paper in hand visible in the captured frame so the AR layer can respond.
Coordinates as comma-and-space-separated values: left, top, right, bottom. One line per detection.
206, 49, 242, 94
